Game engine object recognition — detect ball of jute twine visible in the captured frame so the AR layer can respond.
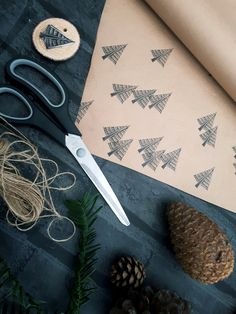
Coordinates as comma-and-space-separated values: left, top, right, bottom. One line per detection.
0, 118, 77, 242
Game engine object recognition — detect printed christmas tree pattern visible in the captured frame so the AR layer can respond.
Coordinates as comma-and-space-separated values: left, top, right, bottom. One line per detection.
103, 126, 129, 142
102, 44, 127, 64
232, 147, 236, 175
132, 89, 156, 108
149, 93, 172, 113
138, 136, 181, 172
108, 139, 133, 160
197, 113, 217, 131
197, 112, 218, 148
232, 146, 236, 158
77, 101, 93, 123
40, 25, 75, 49
142, 150, 165, 171
234, 163, 236, 175
138, 137, 163, 153
111, 84, 138, 103
194, 167, 215, 190
161, 148, 182, 171
103, 125, 132, 161
200, 126, 218, 147
151, 48, 173, 67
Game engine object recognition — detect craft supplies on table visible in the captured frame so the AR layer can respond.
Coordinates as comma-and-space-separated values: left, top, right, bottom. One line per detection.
0, 57, 129, 226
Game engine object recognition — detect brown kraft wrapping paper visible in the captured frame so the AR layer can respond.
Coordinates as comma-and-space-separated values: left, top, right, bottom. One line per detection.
77, 0, 236, 213
145, 0, 236, 101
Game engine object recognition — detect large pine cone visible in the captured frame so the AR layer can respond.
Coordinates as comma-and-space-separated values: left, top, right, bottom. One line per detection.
168, 202, 234, 284
111, 256, 145, 288
110, 286, 191, 314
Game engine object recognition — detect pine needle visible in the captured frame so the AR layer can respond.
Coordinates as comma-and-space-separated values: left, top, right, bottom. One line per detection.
65, 193, 102, 314
0, 256, 43, 313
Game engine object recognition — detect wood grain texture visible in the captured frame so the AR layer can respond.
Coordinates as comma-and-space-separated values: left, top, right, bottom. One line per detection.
33, 18, 80, 61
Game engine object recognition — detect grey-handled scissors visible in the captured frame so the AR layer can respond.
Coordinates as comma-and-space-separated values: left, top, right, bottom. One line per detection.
0, 58, 130, 226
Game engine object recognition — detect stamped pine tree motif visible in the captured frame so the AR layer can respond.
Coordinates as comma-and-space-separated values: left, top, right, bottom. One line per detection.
108, 139, 133, 160
102, 44, 127, 64
151, 48, 173, 67
197, 113, 217, 131
194, 167, 215, 190
149, 93, 172, 113
132, 89, 156, 108
111, 84, 138, 103
103, 126, 129, 142
76, 100, 93, 123
232, 147, 236, 175
138, 137, 163, 153
232, 146, 236, 158
40, 25, 75, 49
161, 148, 182, 171
200, 126, 218, 147
233, 163, 236, 175
142, 150, 165, 171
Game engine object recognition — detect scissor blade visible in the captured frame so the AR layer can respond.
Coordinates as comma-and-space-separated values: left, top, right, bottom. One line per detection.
65, 134, 130, 226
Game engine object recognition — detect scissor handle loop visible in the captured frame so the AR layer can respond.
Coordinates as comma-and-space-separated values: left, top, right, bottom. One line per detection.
0, 86, 33, 120
9, 59, 66, 108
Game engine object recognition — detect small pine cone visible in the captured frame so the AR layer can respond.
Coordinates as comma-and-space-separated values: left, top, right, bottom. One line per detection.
151, 289, 191, 314
109, 286, 191, 314
168, 202, 234, 284
111, 256, 146, 288
110, 301, 137, 314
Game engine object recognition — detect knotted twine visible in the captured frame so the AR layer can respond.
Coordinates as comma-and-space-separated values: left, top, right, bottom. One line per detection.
0, 118, 76, 242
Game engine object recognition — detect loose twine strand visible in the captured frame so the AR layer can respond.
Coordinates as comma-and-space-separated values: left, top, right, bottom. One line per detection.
0, 118, 76, 242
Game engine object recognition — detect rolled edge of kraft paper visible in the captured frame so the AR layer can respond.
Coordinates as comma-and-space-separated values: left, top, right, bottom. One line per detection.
144, 0, 236, 102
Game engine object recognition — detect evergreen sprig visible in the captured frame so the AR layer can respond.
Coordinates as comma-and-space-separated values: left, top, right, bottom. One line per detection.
0, 256, 43, 313
65, 193, 102, 314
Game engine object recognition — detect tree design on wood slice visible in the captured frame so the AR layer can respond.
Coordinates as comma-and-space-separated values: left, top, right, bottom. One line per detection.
151, 48, 173, 67
111, 84, 138, 103
108, 139, 133, 160
132, 89, 156, 108
138, 137, 163, 153
194, 167, 215, 190
142, 150, 165, 171
197, 112, 217, 131
200, 126, 218, 147
149, 93, 172, 113
103, 126, 129, 142
76, 101, 93, 123
161, 148, 182, 171
40, 25, 75, 49
232, 146, 236, 158
102, 44, 127, 64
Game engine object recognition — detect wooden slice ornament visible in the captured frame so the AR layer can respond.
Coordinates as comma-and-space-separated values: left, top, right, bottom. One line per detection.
33, 18, 80, 61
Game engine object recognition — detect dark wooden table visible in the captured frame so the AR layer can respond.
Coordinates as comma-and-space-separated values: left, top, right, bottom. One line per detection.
0, 1, 235, 313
